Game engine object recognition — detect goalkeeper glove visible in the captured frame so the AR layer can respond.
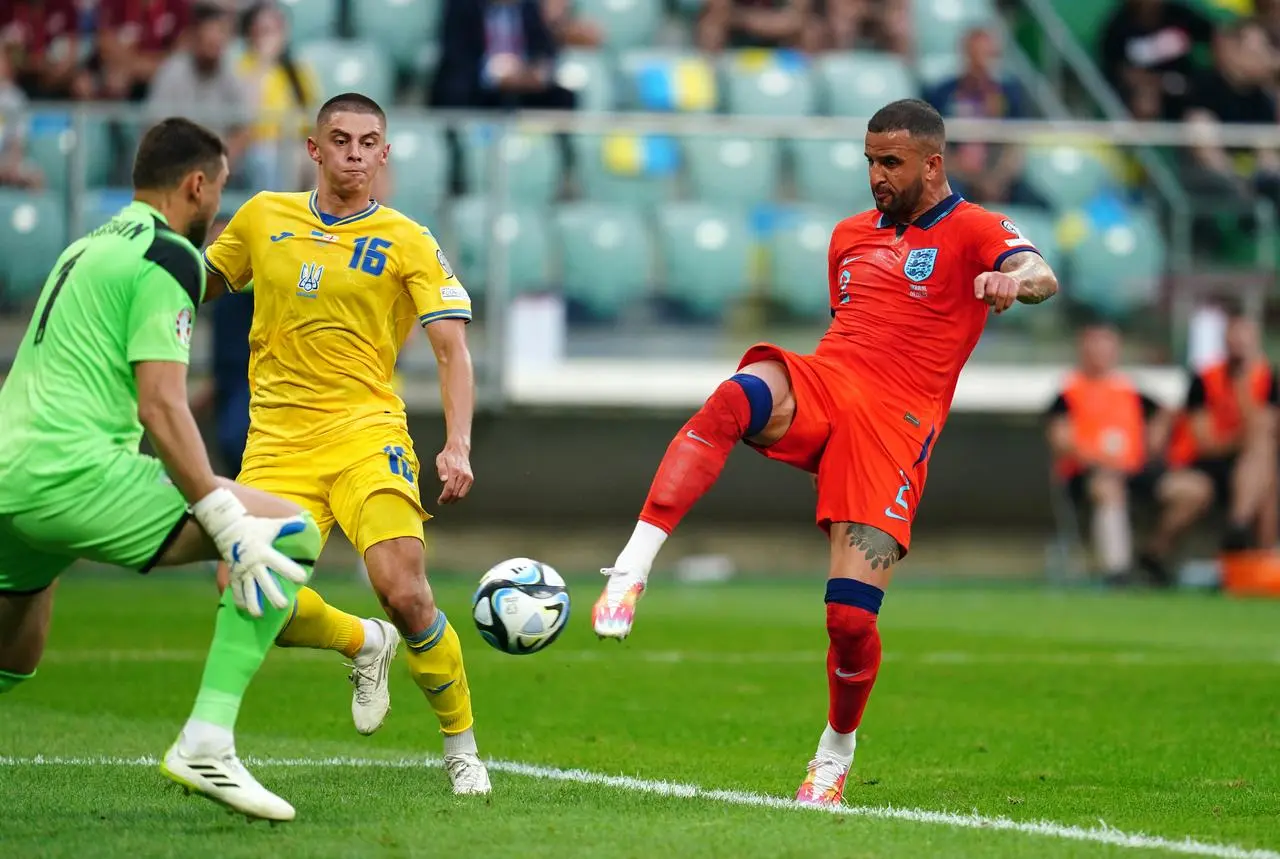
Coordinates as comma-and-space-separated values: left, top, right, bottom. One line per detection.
193, 488, 310, 617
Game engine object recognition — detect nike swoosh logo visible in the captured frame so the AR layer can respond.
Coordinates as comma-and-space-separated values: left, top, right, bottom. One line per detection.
841, 255, 862, 265
426, 680, 455, 695
686, 430, 714, 447
834, 668, 863, 679
884, 508, 909, 522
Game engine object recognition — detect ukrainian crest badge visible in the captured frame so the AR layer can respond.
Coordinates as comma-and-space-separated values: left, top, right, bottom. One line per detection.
903, 248, 938, 283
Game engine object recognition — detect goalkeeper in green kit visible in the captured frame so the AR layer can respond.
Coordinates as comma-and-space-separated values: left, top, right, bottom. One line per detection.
0, 118, 319, 823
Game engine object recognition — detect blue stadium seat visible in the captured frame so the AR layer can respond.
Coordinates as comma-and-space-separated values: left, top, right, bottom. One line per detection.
556, 49, 617, 113
684, 136, 781, 206
385, 116, 450, 224
79, 188, 134, 236
1067, 208, 1166, 320
298, 39, 396, 105
553, 202, 653, 320
818, 52, 917, 117
788, 138, 876, 211
277, 0, 341, 43
656, 202, 753, 319
768, 207, 846, 320
913, 0, 997, 59
1023, 145, 1123, 211
619, 49, 718, 113
573, 0, 661, 50
463, 124, 561, 205
0, 191, 67, 301
25, 112, 119, 191
352, 0, 441, 73
573, 133, 680, 207
447, 196, 550, 298
720, 49, 817, 117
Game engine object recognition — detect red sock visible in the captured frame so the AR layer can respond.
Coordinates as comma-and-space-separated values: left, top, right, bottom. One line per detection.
639, 379, 753, 534
826, 602, 882, 733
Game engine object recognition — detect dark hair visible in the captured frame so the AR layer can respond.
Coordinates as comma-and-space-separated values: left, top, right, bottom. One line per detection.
317, 92, 386, 128
132, 117, 227, 190
867, 99, 947, 148
192, 1, 229, 27
241, 1, 309, 107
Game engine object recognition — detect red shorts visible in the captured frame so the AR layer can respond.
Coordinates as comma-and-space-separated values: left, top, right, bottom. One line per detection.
738, 344, 937, 553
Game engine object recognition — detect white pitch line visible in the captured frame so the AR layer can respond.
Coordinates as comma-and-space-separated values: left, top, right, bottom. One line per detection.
0, 755, 1275, 859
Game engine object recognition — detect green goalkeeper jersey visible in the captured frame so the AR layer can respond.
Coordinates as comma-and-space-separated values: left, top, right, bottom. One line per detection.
0, 201, 205, 512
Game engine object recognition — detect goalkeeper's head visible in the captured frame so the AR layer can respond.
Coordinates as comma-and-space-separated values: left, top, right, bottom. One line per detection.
132, 117, 229, 247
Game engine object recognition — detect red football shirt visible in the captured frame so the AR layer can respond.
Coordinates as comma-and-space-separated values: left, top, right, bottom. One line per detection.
818, 194, 1039, 428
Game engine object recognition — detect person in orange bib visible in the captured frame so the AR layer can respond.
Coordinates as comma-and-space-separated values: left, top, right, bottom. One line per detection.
1045, 322, 1171, 587
1145, 307, 1279, 579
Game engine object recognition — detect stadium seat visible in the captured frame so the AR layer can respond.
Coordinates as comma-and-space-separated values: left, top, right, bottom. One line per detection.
573, 0, 661, 50
446, 196, 550, 298
298, 40, 396, 105
553, 202, 653, 320
0, 191, 67, 300
385, 116, 450, 224
463, 124, 561, 204
720, 49, 817, 117
768, 207, 846, 320
818, 52, 917, 118
218, 190, 259, 221
25, 113, 119, 191
684, 136, 781, 206
1067, 208, 1166, 320
556, 49, 616, 113
79, 187, 134, 236
277, 0, 341, 43
912, 0, 997, 59
1023, 145, 1123, 211
997, 205, 1063, 274
656, 203, 753, 319
788, 138, 876, 211
352, 0, 440, 73
619, 50, 718, 113
917, 52, 963, 90
572, 133, 680, 207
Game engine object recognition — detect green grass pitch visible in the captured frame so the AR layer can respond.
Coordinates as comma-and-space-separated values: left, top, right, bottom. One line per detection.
2, 571, 1279, 859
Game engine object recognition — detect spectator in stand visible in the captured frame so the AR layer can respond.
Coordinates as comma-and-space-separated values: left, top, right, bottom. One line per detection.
85, 0, 191, 101
1045, 321, 1172, 587
697, 0, 826, 53
0, 0, 85, 99
146, 3, 250, 183
925, 27, 1046, 208
541, 0, 603, 48
235, 1, 317, 191
1101, 0, 1215, 121
1182, 19, 1280, 214
0, 50, 43, 189
822, 0, 910, 55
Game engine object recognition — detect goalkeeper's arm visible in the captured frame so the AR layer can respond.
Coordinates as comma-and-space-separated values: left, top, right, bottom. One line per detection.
135, 359, 222, 504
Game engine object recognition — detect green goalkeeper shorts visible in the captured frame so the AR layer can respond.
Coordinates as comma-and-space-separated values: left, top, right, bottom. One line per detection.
0, 452, 191, 594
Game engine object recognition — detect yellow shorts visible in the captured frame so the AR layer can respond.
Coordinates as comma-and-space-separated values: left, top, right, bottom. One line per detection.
239, 428, 430, 556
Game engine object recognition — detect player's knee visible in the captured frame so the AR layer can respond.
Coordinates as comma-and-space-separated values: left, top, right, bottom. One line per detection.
824, 579, 883, 666
726, 373, 776, 438
1088, 472, 1126, 506
0, 667, 35, 694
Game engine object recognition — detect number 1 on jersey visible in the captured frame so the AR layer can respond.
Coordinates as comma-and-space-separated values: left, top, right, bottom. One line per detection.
34, 250, 84, 345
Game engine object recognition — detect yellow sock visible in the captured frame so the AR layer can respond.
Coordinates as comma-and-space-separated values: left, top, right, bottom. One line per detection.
403, 610, 474, 734
275, 586, 366, 659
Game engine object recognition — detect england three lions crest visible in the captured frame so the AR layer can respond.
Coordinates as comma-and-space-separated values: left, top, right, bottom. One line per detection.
903, 248, 938, 283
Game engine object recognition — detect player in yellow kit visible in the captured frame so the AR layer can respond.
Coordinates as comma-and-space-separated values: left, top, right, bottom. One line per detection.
201, 93, 490, 795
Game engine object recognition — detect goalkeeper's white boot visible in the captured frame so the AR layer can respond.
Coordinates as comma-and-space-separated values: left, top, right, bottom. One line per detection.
161, 742, 295, 822
444, 752, 492, 795
591, 568, 646, 640
349, 618, 399, 736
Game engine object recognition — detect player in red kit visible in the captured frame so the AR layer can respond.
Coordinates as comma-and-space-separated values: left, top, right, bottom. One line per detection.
590, 99, 1059, 806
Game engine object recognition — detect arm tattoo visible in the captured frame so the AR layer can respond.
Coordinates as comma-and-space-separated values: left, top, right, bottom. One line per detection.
1002, 253, 1058, 305
845, 523, 902, 571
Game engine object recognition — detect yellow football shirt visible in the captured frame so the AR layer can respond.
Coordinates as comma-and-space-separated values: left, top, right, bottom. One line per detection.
203, 191, 471, 451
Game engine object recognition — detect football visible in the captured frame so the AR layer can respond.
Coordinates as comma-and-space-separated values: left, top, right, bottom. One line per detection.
471, 558, 571, 655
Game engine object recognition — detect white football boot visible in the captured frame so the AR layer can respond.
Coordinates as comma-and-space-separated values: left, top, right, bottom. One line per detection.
444, 752, 492, 795
161, 743, 295, 822
349, 618, 400, 735
591, 568, 646, 640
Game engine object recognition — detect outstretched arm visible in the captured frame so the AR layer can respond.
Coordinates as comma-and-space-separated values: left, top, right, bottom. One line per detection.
426, 318, 475, 505
1004, 251, 1058, 306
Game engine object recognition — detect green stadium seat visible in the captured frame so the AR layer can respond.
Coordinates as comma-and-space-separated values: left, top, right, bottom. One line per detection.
684, 136, 780, 206
769, 207, 846, 320
463, 125, 561, 204
818, 52, 917, 117
79, 188, 134, 236
298, 39, 396, 105
385, 117, 449, 224
788, 138, 876, 211
619, 49, 718, 113
553, 202, 653, 319
996, 205, 1062, 273
720, 50, 817, 117
352, 0, 441, 74
1067, 209, 1166, 320
0, 191, 67, 300
912, 0, 997, 58
447, 196, 550, 298
573, 0, 661, 50
673, 0, 706, 17
572, 133, 679, 207
25, 113, 120, 191
656, 203, 753, 318
1023, 145, 1122, 211
555, 49, 616, 113
277, 0, 341, 43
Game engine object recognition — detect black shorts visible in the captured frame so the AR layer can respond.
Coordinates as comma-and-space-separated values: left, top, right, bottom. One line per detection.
1190, 456, 1237, 506
1066, 463, 1164, 507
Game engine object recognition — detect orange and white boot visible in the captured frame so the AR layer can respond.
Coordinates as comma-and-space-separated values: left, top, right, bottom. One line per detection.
591, 568, 646, 640
794, 754, 850, 808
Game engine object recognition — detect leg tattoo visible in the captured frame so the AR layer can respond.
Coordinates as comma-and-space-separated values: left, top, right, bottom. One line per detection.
845, 523, 901, 571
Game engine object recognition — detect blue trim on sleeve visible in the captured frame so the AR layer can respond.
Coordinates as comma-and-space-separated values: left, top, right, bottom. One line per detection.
992, 246, 1041, 272
418, 309, 473, 325
202, 251, 236, 290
